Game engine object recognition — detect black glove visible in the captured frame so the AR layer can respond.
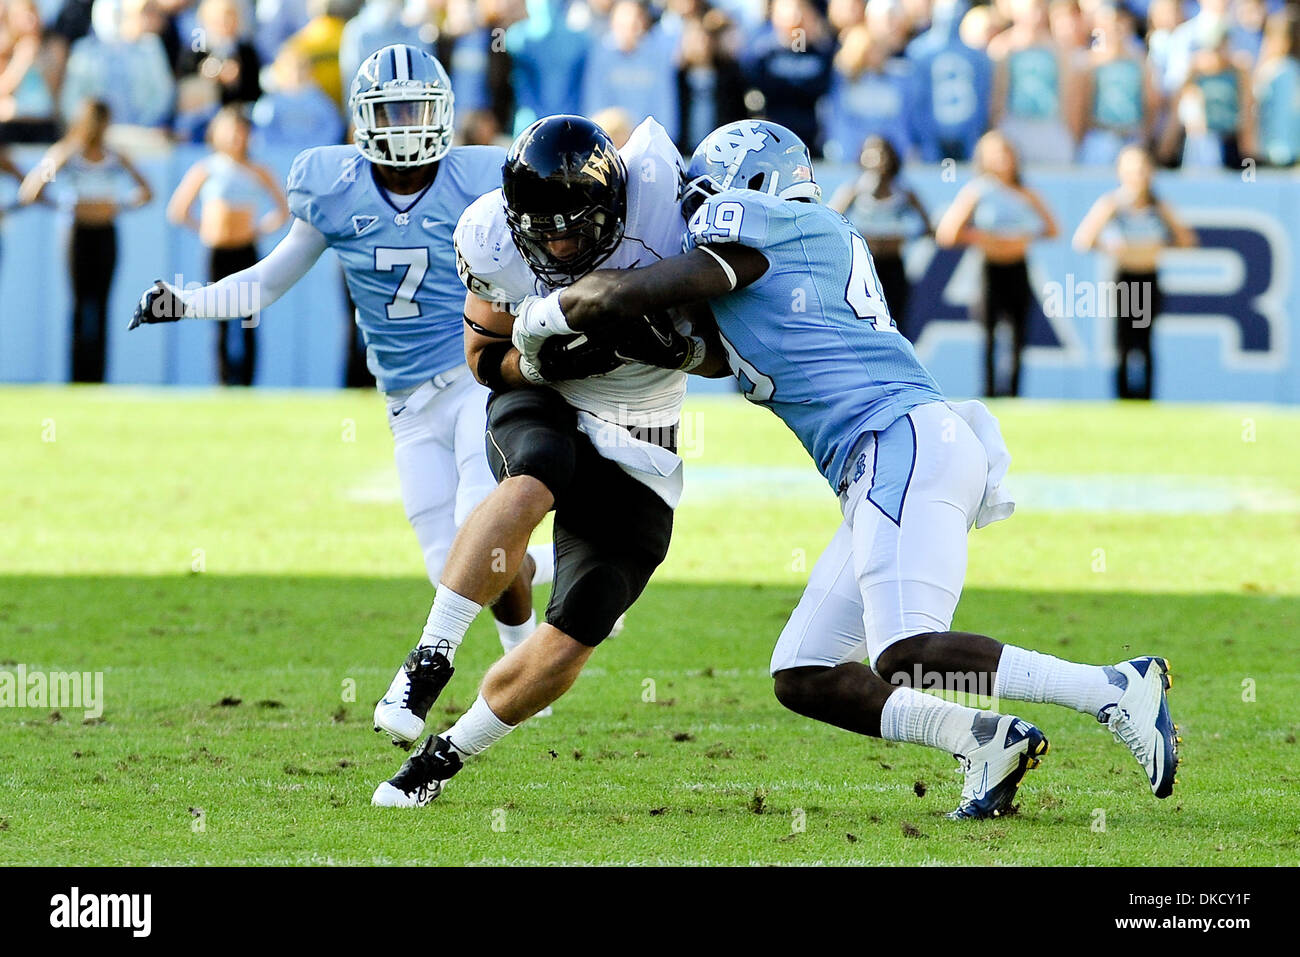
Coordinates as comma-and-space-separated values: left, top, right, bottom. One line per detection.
533, 332, 623, 382
611, 312, 706, 372
128, 280, 186, 331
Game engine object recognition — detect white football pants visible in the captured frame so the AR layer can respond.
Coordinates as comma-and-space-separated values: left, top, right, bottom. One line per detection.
769, 401, 989, 675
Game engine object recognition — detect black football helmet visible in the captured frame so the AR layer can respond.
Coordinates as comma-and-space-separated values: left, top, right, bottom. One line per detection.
502, 115, 628, 285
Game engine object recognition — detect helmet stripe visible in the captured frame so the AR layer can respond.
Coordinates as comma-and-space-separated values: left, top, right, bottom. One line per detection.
395, 45, 409, 81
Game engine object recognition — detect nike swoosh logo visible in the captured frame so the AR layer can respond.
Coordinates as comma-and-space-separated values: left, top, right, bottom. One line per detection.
422, 218, 445, 230
390, 406, 406, 417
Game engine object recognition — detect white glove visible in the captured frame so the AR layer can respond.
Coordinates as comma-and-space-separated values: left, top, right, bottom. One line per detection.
511, 293, 572, 359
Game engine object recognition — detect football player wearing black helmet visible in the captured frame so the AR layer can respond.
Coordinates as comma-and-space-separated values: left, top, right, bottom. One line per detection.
502, 115, 628, 287
372, 116, 723, 808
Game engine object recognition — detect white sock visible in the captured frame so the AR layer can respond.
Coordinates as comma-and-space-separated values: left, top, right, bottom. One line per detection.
879, 686, 982, 754
993, 645, 1118, 720
442, 694, 516, 758
497, 611, 536, 653
526, 544, 554, 587
418, 585, 482, 663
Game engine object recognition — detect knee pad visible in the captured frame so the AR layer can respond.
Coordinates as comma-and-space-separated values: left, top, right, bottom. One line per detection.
546, 561, 632, 647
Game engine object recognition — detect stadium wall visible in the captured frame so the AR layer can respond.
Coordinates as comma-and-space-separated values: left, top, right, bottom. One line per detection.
1, 144, 1296, 403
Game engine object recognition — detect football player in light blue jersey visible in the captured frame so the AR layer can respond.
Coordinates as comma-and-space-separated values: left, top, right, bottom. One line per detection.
515, 120, 1180, 818
128, 45, 556, 737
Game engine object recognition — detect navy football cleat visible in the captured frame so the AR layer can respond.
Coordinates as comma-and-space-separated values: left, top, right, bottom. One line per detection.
372, 734, 463, 808
1099, 656, 1180, 799
948, 713, 1050, 820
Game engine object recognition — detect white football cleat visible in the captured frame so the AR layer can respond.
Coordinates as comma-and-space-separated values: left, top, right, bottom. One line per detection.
373, 643, 454, 749
1099, 656, 1180, 798
948, 712, 1050, 820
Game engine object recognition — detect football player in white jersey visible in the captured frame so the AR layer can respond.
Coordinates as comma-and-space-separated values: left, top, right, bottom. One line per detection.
128, 45, 556, 728
370, 114, 725, 807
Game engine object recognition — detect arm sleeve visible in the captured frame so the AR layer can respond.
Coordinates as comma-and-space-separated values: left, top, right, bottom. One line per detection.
180, 217, 328, 318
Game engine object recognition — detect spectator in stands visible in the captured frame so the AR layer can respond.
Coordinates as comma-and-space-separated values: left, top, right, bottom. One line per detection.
591, 104, 633, 146
45, 0, 98, 100
866, 0, 911, 56
989, 0, 1079, 164
283, 0, 349, 107
0, 0, 59, 143
901, 0, 932, 41
507, 0, 589, 131
442, 0, 526, 134
905, 0, 992, 162
824, 22, 916, 162
1253, 7, 1300, 167
252, 45, 343, 152
1075, 2, 1155, 165
959, 0, 1003, 49
1230, 0, 1268, 63
743, 0, 834, 155
936, 130, 1059, 397
167, 105, 288, 386
457, 106, 501, 145
338, 0, 426, 93
254, 0, 311, 65
1144, 0, 1182, 84
675, 6, 747, 152
61, 0, 175, 128
829, 134, 930, 337
1048, 0, 1091, 71
828, 0, 865, 34
1073, 145, 1196, 399
581, 0, 679, 134
177, 0, 261, 106
1160, 0, 1252, 95
1160, 22, 1256, 168
18, 99, 153, 382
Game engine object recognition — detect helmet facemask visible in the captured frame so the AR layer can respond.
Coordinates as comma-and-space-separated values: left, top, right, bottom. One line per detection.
353, 85, 454, 168
505, 204, 626, 287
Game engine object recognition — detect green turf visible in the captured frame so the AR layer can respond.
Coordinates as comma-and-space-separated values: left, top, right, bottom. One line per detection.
1, 387, 1297, 865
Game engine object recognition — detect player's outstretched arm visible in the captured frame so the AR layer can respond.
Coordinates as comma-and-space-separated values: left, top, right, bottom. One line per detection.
557, 245, 768, 331
129, 217, 327, 330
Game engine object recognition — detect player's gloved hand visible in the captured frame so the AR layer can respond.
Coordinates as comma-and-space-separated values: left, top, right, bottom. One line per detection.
511, 293, 573, 360
537, 333, 622, 382
129, 280, 187, 330
611, 312, 707, 372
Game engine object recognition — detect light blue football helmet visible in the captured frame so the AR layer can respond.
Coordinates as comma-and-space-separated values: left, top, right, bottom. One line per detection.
350, 44, 455, 168
682, 120, 822, 219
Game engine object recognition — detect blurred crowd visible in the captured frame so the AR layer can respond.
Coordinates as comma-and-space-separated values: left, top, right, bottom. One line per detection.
0, 0, 1298, 168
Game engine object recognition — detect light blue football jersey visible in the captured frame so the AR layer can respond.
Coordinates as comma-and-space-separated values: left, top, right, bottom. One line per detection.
287, 143, 506, 392
686, 189, 944, 491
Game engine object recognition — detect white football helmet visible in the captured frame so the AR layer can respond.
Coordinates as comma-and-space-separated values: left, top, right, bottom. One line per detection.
350, 44, 455, 168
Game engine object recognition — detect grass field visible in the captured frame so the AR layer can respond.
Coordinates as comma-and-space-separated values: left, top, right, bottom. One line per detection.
1, 386, 1297, 865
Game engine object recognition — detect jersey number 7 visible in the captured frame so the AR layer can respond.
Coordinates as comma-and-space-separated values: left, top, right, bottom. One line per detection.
375, 247, 430, 320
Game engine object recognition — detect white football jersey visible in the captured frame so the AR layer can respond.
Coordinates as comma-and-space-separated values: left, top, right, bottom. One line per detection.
454, 118, 688, 431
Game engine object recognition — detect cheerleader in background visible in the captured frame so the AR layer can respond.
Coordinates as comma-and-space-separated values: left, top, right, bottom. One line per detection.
829, 135, 930, 339
18, 99, 153, 383
168, 106, 289, 386
936, 130, 1059, 398
1073, 145, 1196, 400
